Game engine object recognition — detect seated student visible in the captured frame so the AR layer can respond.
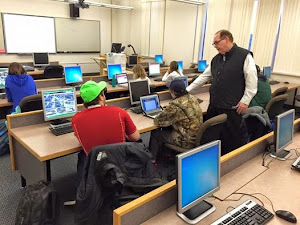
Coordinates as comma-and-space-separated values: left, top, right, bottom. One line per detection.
162, 61, 184, 86
132, 64, 151, 85
148, 79, 203, 163
5, 62, 37, 112
249, 65, 272, 109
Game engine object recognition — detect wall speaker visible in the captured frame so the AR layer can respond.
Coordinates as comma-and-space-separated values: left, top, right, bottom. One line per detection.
70, 4, 80, 18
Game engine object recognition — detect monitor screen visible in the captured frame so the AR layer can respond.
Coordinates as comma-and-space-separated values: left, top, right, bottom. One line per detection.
111, 43, 122, 53
148, 63, 160, 77
174, 76, 188, 88
107, 64, 122, 80
128, 80, 150, 105
275, 109, 294, 153
198, 60, 207, 72
177, 140, 220, 213
140, 94, 160, 113
33, 53, 49, 66
116, 73, 128, 84
42, 88, 77, 121
177, 61, 183, 72
0, 69, 8, 88
155, 55, 163, 64
128, 55, 138, 66
64, 66, 83, 84
263, 66, 271, 79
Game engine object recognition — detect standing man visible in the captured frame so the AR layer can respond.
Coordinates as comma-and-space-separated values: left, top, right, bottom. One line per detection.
187, 30, 257, 154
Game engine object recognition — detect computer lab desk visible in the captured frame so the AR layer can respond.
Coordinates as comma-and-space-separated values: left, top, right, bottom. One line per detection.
113, 118, 300, 225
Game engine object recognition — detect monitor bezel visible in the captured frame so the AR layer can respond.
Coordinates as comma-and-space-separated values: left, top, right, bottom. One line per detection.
155, 55, 163, 64
198, 60, 207, 72
64, 65, 83, 85
148, 63, 161, 77
263, 66, 271, 79
107, 64, 122, 80
128, 55, 138, 66
274, 109, 295, 153
140, 94, 161, 114
174, 76, 188, 88
41, 87, 78, 122
177, 140, 221, 214
128, 79, 150, 105
32, 52, 50, 67
116, 73, 128, 84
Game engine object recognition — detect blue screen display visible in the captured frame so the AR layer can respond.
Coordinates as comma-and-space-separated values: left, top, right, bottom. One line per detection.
263, 66, 271, 79
181, 143, 219, 208
177, 61, 183, 72
107, 64, 122, 80
277, 111, 294, 150
155, 55, 163, 64
174, 76, 188, 88
198, 60, 207, 72
64, 66, 82, 84
142, 96, 160, 112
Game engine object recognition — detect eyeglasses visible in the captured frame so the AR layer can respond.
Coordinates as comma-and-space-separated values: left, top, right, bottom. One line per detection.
212, 38, 224, 46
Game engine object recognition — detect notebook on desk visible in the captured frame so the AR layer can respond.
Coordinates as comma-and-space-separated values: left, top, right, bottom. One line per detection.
140, 94, 162, 119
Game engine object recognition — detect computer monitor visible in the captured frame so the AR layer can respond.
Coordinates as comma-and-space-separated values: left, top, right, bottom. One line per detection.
128, 79, 150, 105
263, 66, 271, 79
0, 68, 8, 88
128, 55, 138, 66
198, 60, 207, 72
107, 64, 122, 80
116, 73, 128, 84
111, 43, 122, 53
177, 140, 220, 224
155, 55, 163, 64
174, 76, 188, 88
270, 109, 294, 160
177, 61, 183, 72
64, 66, 83, 85
148, 63, 161, 77
41, 88, 77, 122
33, 53, 49, 67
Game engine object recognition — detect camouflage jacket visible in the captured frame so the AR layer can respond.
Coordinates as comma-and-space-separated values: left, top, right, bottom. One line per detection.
154, 94, 203, 148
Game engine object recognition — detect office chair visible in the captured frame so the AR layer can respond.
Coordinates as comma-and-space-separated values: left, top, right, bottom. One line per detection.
272, 86, 288, 98
19, 94, 43, 112
43, 65, 64, 78
265, 94, 288, 121
164, 113, 227, 153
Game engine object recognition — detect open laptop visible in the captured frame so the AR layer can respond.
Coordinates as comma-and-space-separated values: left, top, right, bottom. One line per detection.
140, 94, 162, 119
116, 73, 128, 87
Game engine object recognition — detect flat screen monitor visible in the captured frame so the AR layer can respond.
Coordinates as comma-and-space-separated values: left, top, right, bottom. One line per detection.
272, 109, 294, 160
111, 43, 122, 53
0, 68, 8, 88
64, 66, 83, 84
155, 55, 163, 64
198, 60, 207, 72
177, 61, 183, 72
116, 73, 128, 84
263, 66, 271, 79
42, 88, 77, 121
107, 64, 122, 80
148, 63, 160, 77
128, 79, 150, 105
174, 76, 188, 88
128, 55, 138, 66
177, 140, 220, 224
33, 53, 49, 67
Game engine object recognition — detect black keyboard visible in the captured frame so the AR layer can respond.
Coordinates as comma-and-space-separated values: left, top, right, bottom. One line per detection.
131, 106, 143, 114
49, 123, 73, 136
154, 77, 163, 82
211, 200, 274, 225
269, 80, 280, 85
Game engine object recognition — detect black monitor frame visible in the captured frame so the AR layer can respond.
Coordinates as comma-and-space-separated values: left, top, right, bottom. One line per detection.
111, 43, 122, 53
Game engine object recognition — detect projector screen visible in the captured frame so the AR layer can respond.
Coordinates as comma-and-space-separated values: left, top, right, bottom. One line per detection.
2, 14, 56, 53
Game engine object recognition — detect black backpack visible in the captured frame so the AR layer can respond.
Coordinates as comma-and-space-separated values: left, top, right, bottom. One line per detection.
0, 120, 9, 156
15, 181, 60, 225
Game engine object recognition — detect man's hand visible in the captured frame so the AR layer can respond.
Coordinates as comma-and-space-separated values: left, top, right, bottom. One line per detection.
235, 102, 248, 114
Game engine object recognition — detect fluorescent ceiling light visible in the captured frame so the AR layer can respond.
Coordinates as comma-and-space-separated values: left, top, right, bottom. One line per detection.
170, 0, 205, 5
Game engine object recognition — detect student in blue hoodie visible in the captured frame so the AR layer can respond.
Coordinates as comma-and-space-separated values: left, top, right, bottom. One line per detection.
5, 62, 37, 112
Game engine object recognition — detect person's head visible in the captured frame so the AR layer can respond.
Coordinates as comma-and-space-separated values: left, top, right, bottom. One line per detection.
169, 61, 179, 73
8, 62, 26, 75
213, 30, 234, 55
133, 64, 147, 80
256, 65, 261, 75
80, 81, 107, 108
169, 79, 187, 99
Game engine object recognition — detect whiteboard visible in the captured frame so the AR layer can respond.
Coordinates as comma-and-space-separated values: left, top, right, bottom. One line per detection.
0, 13, 5, 53
2, 14, 56, 53
55, 18, 100, 53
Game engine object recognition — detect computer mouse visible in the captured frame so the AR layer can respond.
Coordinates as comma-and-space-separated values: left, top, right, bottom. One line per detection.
276, 210, 297, 223
284, 81, 289, 84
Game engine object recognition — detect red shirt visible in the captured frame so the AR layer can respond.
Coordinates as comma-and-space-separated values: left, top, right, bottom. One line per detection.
72, 105, 137, 154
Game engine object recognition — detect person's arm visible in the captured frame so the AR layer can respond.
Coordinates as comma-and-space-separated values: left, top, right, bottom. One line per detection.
123, 110, 140, 141
5, 87, 12, 102
162, 71, 169, 82
186, 65, 212, 94
154, 103, 178, 127
127, 130, 140, 141
236, 54, 258, 114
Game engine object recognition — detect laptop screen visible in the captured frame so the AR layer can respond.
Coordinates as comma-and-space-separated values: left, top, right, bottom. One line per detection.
141, 95, 160, 113
116, 73, 128, 84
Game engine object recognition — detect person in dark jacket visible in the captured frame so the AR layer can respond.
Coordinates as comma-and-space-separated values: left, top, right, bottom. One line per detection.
5, 62, 37, 112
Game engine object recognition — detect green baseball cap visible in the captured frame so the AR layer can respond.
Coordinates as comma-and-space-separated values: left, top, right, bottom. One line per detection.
80, 80, 107, 103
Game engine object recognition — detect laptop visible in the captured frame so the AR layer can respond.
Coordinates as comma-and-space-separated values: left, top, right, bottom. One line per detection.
116, 73, 128, 87
140, 94, 162, 119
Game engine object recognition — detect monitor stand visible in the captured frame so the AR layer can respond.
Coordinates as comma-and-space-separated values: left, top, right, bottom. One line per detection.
269, 149, 292, 161
177, 200, 215, 224
50, 118, 71, 127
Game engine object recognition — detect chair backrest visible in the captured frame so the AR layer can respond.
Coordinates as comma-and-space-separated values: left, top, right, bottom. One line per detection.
19, 94, 43, 112
43, 65, 64, 78
265, 94, 288, 121
195, 113, 227, 146
272, 86, 288, 98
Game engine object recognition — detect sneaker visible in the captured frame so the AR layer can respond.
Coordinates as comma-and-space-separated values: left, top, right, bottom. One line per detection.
64, 200, 76, 206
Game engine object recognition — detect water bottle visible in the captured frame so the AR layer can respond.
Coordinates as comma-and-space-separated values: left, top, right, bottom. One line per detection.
112, 74, 116, 88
